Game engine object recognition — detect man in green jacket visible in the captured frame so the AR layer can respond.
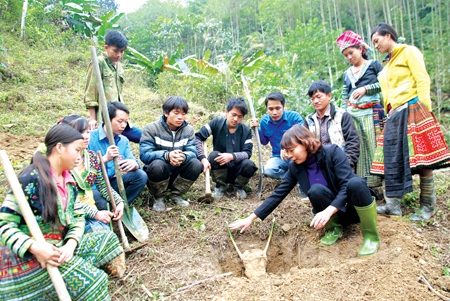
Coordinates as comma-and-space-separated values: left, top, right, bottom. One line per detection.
83, 30, 142, 143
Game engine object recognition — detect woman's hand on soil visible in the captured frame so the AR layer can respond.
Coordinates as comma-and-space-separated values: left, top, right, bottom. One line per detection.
28, 241, 61, 268
95, 210, 114, 223
113, 202, 124, 221
229, 213, 258, 233
58, 239, 77, 263
351, 87, 367, 100
310, 206, 338, 229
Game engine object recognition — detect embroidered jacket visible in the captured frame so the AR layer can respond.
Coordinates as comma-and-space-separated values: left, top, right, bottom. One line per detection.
0, 169, 85, 258
140, 115, 197, 166
305, 104, 360, 169
72, 149, 124, 219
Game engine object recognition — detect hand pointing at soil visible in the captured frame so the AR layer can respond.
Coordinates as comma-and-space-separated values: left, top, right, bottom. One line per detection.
229, 213, 258, 233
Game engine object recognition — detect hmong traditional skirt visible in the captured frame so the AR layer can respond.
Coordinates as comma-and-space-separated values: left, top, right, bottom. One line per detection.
0, 230, 122, 300
347, 104, 385, 187
370, 98, 450, 197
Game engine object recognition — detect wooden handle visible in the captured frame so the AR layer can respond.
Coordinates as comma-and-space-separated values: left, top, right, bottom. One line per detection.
203, 141, 211, 194
97, 151, 130, 250
0, 150, 71, 300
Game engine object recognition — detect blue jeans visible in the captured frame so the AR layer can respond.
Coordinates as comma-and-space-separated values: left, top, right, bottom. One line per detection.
264, 157, 289, 179
101, 169, 148, 205
122, 124, 142, 144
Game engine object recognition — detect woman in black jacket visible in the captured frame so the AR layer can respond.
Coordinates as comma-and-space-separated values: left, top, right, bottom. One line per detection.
229, 125, 380, 258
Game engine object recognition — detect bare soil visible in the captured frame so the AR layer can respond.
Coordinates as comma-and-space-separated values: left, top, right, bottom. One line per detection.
0, 132, 43, 161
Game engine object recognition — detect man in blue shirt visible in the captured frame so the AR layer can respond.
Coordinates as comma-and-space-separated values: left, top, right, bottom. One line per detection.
250, 91, 308, 199
88, 101, 147, 205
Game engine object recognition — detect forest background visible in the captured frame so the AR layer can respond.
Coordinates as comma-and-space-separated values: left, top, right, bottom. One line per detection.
1, 0, 449, 127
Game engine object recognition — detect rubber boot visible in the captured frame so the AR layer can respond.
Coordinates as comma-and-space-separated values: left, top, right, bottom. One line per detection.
103, 252, 126, 278
233, 175, 251, 199
376, 192, 402, 218
320, 214, 343, 246
211, 169, 227, 199
147, 179, 169, 212
411, 175, 436, 221
355, 200, 380, 258
170, 176, 194, 207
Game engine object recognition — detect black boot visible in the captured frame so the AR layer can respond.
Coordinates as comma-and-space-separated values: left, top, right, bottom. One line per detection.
211, 169, 227, 199
233, 175, 250, 199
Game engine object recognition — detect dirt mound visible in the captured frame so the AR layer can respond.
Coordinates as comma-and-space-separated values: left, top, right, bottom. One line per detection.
0, 132, 43, 161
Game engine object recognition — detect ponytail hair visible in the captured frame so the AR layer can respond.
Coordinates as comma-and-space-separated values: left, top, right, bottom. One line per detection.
59, 114, 89, 134
21, 124, 83, 226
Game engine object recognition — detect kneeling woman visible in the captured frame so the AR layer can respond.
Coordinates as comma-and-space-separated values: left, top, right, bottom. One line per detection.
229, 125, 380, 258
0, 124, 124, 300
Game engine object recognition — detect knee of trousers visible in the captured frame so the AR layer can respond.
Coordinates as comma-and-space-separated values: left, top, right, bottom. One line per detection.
145, 159, 170, 181
182, 159, 204, 179
346, 177, 372, 206
130, 169, 148, 186
208, 151, 223, 170
239, 159, 258, 177
308, 184, 334, 208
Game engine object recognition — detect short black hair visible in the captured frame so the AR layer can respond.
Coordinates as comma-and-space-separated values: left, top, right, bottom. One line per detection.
308, 80, 331, 98
105, 30, 128, 48
108, 101, 129, 121
162, 96, 189, 114
265, 91, 285, 107
226, 97, 248, 116
371, 22, 399, 42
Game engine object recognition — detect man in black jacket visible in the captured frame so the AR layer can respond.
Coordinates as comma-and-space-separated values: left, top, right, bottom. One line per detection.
195, 98, 257, 199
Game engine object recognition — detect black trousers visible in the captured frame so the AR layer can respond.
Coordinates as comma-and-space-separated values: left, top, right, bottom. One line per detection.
307, 177, 372, 226
145, 158, 203, 184
209, 151, 257, 184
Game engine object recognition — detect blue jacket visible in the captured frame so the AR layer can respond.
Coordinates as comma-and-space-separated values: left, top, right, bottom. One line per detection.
254, 145, 359, 220
259, 110, 304, 157
88, 125, 141, 179
139, 115, 197, 166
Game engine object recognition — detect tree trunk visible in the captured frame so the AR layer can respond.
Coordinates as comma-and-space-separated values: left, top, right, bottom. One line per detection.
363, 0, 371, 43
355, 0, 365, 40
386, 0, 393, 25
381, 0, 388, 23
20, 0, 29, 38
406, 0, 414, 45
331, 0, 339, 31
399, 0, 404, 37
319, 0, 333, 85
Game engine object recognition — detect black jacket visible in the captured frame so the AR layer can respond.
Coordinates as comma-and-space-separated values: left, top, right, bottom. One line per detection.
195, 118, 253, 162
254, 145, 359, 220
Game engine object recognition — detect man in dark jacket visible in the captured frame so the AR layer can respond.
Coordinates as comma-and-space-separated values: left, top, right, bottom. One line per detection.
195, 98, 258, 199
304, 80, 360, 170
140, 96, 203, 212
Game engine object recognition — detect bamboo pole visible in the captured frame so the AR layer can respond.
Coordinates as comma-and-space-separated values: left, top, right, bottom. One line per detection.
0, 150, 71, 300
20, 0, 28, 38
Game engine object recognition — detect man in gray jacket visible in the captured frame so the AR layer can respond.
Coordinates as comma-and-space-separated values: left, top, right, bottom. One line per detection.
140, 96, 203, 212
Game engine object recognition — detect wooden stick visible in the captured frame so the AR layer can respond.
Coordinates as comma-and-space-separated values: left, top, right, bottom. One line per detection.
241, 73, 263, 199
226, 222, 243, 260
203, 141, 211, 194
418, 271, 450, 301
0, 150, 71, 301
124, 242, 149, 254
196, 202, 234, 211
141, 284, 153, 298
263, 217, 276, 254
177, 272, 233, 292
98, 151, 130, 250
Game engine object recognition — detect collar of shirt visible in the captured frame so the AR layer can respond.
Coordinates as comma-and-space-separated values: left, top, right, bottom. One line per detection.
316, 104, 331, 120
50, 168, 75, 209
225, 121, 240, 132
99, 124, 120, 144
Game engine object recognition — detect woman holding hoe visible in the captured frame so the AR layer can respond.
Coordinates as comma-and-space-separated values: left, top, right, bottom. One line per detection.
370, 23, 450, 221
60, 114, 124, 233
336, 30, 385, 188
0, 124, 124, 300
229, 125, 380, 258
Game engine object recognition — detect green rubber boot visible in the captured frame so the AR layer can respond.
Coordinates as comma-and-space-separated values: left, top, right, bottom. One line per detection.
355, 199, 380, 258
411, 175, 436, 222
320, 214, 343, 246
170, 176, 194, 207
376, 192, 402, 219
147, 179, 170, 212
211, 169, 228, 199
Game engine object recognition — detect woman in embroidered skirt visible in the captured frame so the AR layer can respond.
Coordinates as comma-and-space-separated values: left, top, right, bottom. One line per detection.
336, 30, 385, 188
60, 115, 124, 233
370, 23, 450, 221
0, 124, 124, 300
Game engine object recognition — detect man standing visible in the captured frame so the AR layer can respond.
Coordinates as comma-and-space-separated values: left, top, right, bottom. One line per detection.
88, 102, 148, 205
84, 30, 142, 143
305, 80, 360, 170
196, 97, 258, 199
140, 97, 203, 212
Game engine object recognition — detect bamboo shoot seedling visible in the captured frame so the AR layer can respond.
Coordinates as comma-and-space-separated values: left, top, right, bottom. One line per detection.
226, 218, 276, 279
